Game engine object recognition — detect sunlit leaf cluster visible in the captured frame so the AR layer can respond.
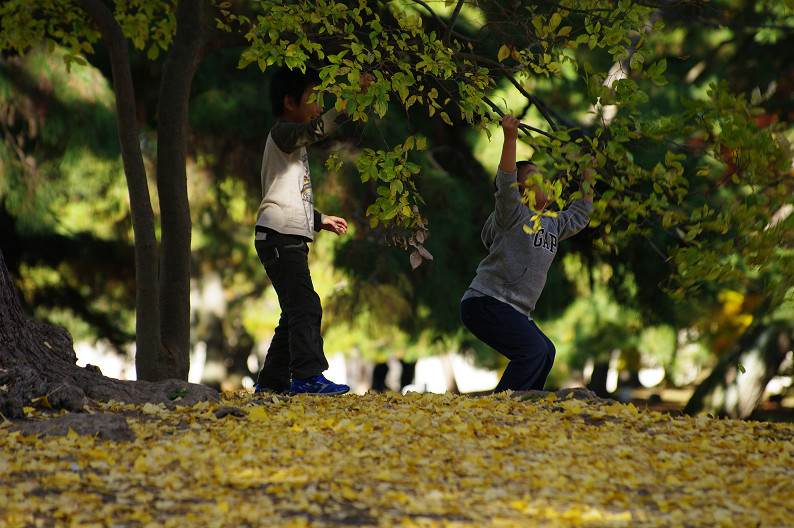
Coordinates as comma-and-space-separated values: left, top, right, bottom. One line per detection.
3, 0, 792, 302
0, 0, 176, 66
223, 0, 794, 302
2, 392, 793, 527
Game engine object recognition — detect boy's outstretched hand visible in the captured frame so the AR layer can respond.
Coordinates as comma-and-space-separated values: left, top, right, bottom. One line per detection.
499, 114, 520, 173
358, 72, 376, 92
502, 114, 520, 140
320, 215, 348, 235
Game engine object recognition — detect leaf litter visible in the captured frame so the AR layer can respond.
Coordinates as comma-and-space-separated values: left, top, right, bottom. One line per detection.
1, 391, 793, 527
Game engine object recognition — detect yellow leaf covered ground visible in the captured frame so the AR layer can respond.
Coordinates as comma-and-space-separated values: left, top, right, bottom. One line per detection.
1, 392, 793, 527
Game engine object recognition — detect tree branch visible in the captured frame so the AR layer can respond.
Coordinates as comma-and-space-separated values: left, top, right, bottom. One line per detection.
201, 26, 249, 61
444, 0, 465, 46
406, 0, 474, 42
454, 51, 563, 131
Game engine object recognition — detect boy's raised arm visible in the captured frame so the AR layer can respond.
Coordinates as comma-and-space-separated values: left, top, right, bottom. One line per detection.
580, 155, 596, 203
493, 114, 523, 227
555, 154, 596, 240
272, 111, 348, 153
498, 115, 519, 173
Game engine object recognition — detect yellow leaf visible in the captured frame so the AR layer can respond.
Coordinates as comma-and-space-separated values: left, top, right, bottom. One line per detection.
248, 406, 270, 422
142, 402, 164, 415
341, 486, 358, 500
497, 44, 511, 62
30, 395, 52, 409
198, 410, 216, 420
133, 455, 147, 472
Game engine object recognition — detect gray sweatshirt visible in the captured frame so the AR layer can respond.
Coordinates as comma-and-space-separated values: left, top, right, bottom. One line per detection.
255, 108, 349, 240
463, 167, 594, 317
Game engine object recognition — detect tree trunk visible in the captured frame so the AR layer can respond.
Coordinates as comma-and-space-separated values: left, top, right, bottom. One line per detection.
77, 0, 247, 382
154, 1, 249, 381
684, 323, 792, 418
76, 0, 163, 380
154, 0, 207, 381
0, 247, 218, 421
587, 361, 611, 398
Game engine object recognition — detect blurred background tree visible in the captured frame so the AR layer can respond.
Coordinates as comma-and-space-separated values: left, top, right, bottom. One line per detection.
1, 0, 793, 418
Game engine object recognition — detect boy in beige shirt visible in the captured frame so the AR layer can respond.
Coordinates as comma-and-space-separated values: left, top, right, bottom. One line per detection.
254, 66, 373, 395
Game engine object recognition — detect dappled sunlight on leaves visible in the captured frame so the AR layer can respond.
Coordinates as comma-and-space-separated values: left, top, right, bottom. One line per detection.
2, 392, 793, 527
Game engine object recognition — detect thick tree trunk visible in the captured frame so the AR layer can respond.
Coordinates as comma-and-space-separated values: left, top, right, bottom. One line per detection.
154, 1, 249, 381
154, 0, 206, 381
684, 323, 792, 418
76, 0, 247, 383
0, 246, 218, 422
76, 0, 163, 379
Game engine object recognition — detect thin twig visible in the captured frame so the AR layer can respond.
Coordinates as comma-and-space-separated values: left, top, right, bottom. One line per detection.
444, 0, 465, 46
407, 0, 473, 42
454, 52, 561, 131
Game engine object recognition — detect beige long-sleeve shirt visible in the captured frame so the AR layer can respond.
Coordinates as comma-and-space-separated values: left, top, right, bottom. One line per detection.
255, 108, 348, 240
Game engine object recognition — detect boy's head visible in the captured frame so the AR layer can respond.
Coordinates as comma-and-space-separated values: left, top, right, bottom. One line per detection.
269, 66, 323, 122
517, 161, 553, 211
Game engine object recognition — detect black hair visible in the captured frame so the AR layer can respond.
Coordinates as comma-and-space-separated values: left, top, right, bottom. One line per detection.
494, 160, 535, 191
269, 66, 322, 117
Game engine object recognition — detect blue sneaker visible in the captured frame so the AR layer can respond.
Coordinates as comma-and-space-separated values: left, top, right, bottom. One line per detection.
290, 374, 349, 395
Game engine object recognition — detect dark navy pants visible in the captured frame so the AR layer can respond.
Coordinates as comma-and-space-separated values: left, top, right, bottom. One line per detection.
255, 230, 328, 389
460, 295, 555, 392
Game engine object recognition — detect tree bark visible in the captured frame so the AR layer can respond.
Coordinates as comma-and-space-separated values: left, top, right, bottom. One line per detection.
155, 0, 248, 381
76, 0, 163, 380
0, 246, 219, 421
70, 0, 247, 382
684, 322, 792, 418
153, 0, 206, 381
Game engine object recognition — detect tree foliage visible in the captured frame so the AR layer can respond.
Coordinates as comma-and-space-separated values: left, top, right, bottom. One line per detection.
226, 0, 793, 306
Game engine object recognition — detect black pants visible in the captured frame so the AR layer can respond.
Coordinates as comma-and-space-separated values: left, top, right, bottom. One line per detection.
460, 295, 555, 392
255, 230, 328, 389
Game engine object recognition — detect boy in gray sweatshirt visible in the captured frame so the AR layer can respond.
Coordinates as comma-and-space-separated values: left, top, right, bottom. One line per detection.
460, 114, 595, 393
253, 66, 373, 395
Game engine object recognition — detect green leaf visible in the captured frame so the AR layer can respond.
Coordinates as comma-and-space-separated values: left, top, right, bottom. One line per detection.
549, 13, 562, 31
167, 389, 188, 400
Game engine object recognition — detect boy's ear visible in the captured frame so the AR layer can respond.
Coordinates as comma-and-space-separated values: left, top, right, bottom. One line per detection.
283, 94, 297, 112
